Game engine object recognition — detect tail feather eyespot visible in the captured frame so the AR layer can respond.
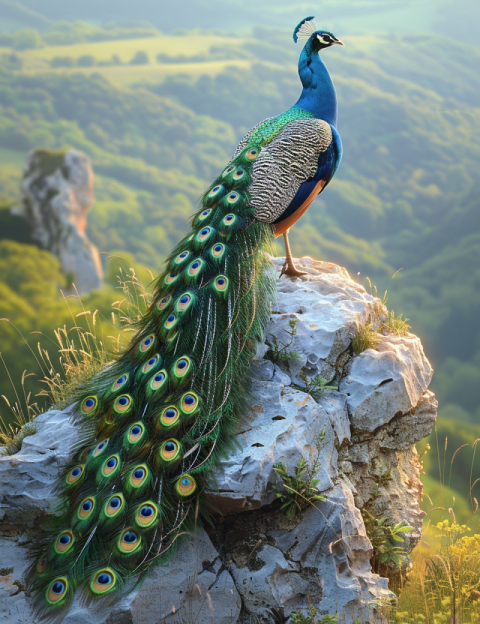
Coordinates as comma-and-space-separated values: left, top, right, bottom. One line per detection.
165, 272, 179, 285
213, 275, 229, 293
139, 334, 155, 353
174, 250, 190, 265
37, 554, 48, 574
130, 464, 149, 488
246, 146, 260, 160
81, 396, 98, 416
227, 191, 240, 204
114, 394, 132, 414
118, 529, 142, 554
93, 439, 108, 457
126, 422, 145, 445
149, 370, 168, 391
90, 569, 116, 594
157, 295, 172, 311
198, 208, 212, 222
180, 392, 199, 414
174, 356, 192, 379
135, 501, 159, 527
140, 354, 160, 375
159, 438, 181, 462
207, 184, 224, 200
222, 166, 235, 178
176, 292, 194, 313
210, 243, 226, 260
187, 258, 204, 278
66, 465, 84, 485
160, 406, 180, 428
105, 494, 124, 518
111, 374, 128, 393
195, 227, 214, 244
102, 454, 120, 478
221, 214, 237, 228
164, 313, 178, 330
46, 577, 69, 605
78, 497, 95, 520
55, 531, 75, 554
176, 474, 197, 497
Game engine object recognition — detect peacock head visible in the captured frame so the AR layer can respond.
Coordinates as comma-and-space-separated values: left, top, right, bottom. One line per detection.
293, 16, 344, 51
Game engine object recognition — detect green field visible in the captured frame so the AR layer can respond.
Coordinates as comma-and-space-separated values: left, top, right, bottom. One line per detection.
1, 33, 393, 86
22, 59, 254, 87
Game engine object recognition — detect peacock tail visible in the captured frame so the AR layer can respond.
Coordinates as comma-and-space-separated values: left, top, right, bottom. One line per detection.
27, 14, 344, 619
27, 143, 276, 619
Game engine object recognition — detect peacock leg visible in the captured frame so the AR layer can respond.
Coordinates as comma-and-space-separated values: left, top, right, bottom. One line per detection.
280, 230, 307, 277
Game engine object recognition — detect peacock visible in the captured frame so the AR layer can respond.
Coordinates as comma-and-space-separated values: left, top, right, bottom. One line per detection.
27, 16, 343, 620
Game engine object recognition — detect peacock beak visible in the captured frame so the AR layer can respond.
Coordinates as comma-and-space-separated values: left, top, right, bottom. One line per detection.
333, 39, 345, 46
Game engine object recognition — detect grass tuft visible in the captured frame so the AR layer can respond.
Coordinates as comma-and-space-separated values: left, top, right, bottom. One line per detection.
382, 310, 411, 337
0, 367, 40, 456
352, 322, 379, 355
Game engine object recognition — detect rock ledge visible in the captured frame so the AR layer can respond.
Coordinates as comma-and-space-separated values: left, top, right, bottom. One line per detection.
0, 258, 436, 624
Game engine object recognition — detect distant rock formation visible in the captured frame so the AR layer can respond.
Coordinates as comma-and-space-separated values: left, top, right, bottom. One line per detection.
0, 259, 436, 623
13, 149, 103, 294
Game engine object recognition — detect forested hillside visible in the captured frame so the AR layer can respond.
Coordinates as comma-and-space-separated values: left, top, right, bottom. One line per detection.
0, 18, 479, 516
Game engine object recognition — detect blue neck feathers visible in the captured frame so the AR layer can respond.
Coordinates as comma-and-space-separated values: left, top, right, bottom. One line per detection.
293, 41, 338, 127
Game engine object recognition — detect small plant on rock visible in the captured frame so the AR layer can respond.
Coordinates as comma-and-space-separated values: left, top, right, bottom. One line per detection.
382, 310, 411, 336
362, 509, 413, 572
272, 431, 327, 519
290, 603, 339, 624
265, 318, 300, 363
295, 370, 338, 401
351, 322, 379, 355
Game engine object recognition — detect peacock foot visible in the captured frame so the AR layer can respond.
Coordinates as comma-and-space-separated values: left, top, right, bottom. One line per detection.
280, 259, 307, 278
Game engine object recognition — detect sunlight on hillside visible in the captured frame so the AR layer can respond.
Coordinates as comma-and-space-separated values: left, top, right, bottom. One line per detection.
0, 3, 479, 620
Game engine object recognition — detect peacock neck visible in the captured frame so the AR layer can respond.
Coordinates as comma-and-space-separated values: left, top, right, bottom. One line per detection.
293, 45, 338, 127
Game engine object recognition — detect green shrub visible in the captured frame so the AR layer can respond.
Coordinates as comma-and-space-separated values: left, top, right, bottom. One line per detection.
50, 56, 75, 68
272, 431, 327, 520
77, 55, 96, 67
130, 51, 149, 65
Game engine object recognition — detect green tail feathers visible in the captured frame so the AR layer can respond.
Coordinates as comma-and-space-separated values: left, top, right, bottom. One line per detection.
27, 143, 276, 619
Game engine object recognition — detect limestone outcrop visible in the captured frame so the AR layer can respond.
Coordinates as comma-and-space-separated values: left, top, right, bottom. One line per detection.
12, 149, 103, 293
0, 257, 436, 624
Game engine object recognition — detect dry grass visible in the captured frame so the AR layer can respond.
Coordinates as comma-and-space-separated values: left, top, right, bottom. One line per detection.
0, 262, 154, 454
382, 310, 411, 337
0, 366, 40, 456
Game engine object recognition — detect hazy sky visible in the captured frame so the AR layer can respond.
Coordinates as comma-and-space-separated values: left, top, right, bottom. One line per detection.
7, 0, 480, 45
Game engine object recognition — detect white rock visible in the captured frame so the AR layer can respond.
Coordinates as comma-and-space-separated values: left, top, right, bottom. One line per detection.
268, 257, 383, 386
208, 382, 346, 514
15, 149, 103, 293
0, 258, 437, 623
339, 334, 433, 432
218, 482, 391, 623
